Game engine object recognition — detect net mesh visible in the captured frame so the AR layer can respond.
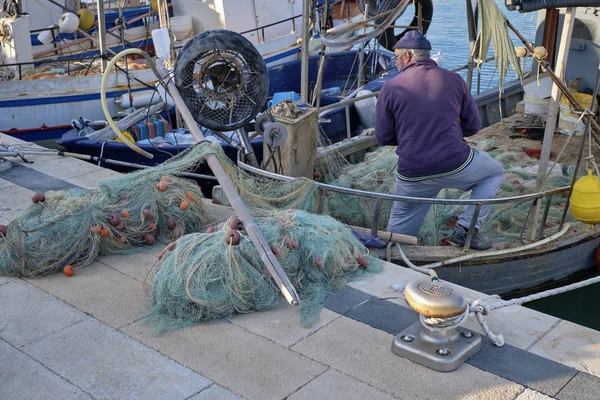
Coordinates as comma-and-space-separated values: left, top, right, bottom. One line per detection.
0, 139, 580, 332
0, 146, 212, 277
180, 49, 263, 130
144, 209, 383, 333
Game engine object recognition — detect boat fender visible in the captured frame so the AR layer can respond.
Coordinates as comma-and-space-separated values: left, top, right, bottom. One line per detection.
354, 90, 377, 129
58, 12, 79, 34
570, 169, 600, 225
77, 8, 95, 31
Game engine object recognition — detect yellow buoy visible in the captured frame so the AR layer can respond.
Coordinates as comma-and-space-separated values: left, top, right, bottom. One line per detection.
570, 169, 600, 225
151, 0, 159, 12
77, 8, 95, 31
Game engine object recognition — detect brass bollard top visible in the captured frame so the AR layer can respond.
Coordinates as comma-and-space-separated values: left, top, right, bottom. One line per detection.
404, 279, 467, 318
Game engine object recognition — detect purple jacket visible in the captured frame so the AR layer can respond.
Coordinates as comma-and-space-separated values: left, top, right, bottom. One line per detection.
375, 59, 481, 179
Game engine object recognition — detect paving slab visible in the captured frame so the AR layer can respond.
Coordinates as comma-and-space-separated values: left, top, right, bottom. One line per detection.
291, 316, 524, 399
232, 300, 340, 347
325, 286, 373, 315
530, 320, 600, 377
287, 369, 398, 400
0, 162, 77, 192
0, 339, 92, 400
22, 318, 211, 400
122, 319, 328, 400
516, 388, 556, 400
0, 184, 35, 225
0, 275, 15, 285
345, 296, 418, 335
66, 169, 122, 189
556, 372, 600, 400
27, 261, 149, 329
461, 303, 560, 350
9, 154, 104, 180
467, 343, 577, 397
98, 247, 163, 283
0, 280, 87, 348
190, 384, 246, 400
0, 176, 15, 190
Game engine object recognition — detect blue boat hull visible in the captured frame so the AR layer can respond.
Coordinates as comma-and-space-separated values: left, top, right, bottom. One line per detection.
58, 49, 395, 185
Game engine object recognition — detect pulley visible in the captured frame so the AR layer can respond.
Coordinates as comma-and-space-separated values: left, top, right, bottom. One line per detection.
391, 278, 482, 372
255, 113, 288, 148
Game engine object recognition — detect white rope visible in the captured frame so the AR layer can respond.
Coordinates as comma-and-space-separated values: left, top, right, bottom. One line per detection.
394, 228, 599, 347
418, 298, 505, 346
394, 223, 570, 274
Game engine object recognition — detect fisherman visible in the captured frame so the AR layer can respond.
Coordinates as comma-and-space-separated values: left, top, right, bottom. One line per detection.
375, 30, 504, 250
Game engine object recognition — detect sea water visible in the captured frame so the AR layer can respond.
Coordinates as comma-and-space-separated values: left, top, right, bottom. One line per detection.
393, 0, 538, 93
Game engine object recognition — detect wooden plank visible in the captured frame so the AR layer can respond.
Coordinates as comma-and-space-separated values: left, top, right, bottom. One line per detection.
349, 225, 417, 245
529, 7, 576, 240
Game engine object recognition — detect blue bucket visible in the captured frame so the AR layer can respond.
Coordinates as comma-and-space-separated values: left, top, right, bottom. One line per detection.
268, 91, 301, 108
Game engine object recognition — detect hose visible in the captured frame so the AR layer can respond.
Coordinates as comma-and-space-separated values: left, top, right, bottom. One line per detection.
100, 48, 161, 159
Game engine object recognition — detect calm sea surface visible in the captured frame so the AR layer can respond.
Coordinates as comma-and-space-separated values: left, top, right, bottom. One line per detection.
394, 0, 538, 92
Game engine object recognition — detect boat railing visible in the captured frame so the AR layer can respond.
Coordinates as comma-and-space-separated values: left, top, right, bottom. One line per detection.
237, 158, 572, 250
0, 52, 152, 81
239, 14, 303, 44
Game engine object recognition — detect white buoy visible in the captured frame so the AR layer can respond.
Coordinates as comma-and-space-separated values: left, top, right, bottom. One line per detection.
58, 12, 79, 34
355, 89, 377, 129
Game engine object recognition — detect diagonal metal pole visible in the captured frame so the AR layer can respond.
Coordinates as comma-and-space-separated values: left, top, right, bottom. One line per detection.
155, 60, 300, 305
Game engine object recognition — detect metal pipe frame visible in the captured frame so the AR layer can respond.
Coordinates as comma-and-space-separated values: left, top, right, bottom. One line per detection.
238, 159, 571, 206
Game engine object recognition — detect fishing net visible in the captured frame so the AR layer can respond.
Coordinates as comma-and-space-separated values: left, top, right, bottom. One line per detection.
477, 0, 523, 93
144, 209, 383, 333
0, 146, 212, 277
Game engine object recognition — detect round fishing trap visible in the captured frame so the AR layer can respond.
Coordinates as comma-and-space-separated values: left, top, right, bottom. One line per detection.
174, 29, 269, 132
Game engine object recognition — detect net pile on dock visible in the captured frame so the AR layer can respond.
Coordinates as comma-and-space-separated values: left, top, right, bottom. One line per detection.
145, 209, 383, 333
0, 147, 211, 277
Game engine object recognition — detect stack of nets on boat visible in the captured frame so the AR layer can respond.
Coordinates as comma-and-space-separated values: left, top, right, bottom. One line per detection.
200, 138, 575, 247
0, 147, 210, 277
318, 139, 576, 245
144, 209, 383, 333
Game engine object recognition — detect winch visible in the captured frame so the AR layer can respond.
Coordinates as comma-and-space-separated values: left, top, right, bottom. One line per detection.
255, 113, 288, 148
391, 277, 482, 372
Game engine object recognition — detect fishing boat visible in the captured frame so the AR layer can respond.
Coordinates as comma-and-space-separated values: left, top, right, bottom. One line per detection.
7, 0, 600, 298
219, 0, 600, 298
0, 0, 342, 141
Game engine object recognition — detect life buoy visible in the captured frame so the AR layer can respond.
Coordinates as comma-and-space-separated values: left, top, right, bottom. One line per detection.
359, 0, 434, 51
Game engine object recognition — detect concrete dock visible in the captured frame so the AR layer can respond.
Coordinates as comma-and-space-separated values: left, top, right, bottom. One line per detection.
1, 132, 600, 400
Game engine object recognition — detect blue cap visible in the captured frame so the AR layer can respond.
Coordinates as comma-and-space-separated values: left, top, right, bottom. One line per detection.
393, 30, 431, 51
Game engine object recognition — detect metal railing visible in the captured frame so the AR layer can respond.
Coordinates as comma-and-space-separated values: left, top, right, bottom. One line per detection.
239, 14, 303, 44
0, 54, 108, 81
238, 157, 572, 251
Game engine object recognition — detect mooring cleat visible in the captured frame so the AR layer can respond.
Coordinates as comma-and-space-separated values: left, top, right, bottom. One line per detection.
391, 279, 482, 372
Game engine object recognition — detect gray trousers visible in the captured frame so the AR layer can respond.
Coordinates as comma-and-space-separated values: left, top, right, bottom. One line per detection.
387, 150, 504, 238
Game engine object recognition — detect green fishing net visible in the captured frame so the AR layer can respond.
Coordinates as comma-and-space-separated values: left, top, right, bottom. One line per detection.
145, 209, 383, 333
0, 146, 212, 277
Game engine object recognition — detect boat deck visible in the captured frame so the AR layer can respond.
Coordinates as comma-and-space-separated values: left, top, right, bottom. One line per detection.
1, 132, 600, 400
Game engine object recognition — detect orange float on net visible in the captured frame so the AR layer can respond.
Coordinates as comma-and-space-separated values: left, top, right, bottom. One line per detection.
63, 264, 75, 276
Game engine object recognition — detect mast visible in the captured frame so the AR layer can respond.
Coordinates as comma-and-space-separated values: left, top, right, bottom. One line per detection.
301, 0, 311, 103
527, 7, 576, 240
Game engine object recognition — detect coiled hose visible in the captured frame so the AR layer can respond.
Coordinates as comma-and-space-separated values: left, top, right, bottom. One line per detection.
100, 48, 165, 159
